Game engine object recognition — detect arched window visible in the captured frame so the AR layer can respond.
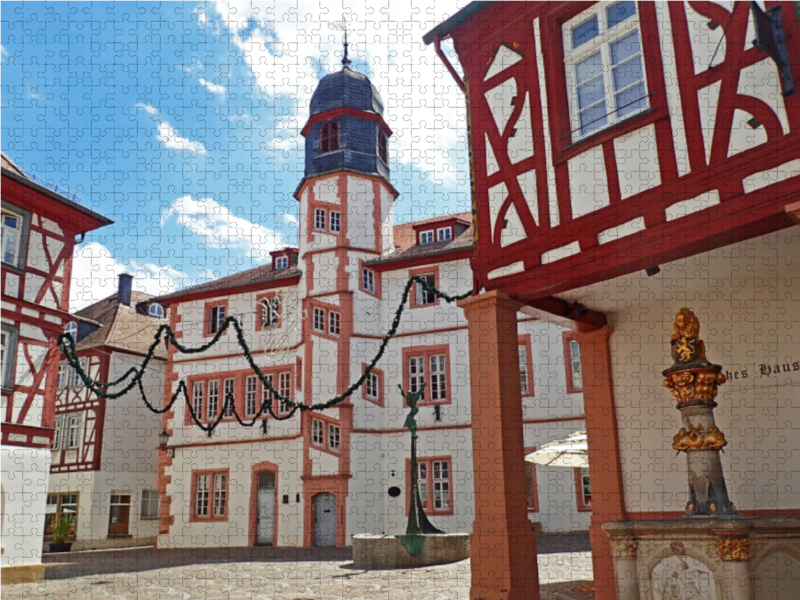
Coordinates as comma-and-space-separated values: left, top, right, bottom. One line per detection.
320, 121, 339, 154
260, 296, 280, 329
149, 303, 165, 318
65, 321, 78, 342
378, 131, 388, 163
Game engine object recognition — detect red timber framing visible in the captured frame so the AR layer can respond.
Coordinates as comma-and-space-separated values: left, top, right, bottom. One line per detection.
433, 1, 800, 302
51, 349, 109, 473
2, 169, 111, 447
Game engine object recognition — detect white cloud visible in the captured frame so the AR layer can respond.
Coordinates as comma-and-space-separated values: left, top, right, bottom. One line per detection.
70, 242, 200, 311
205, 0, 469, 186
157, 122, 206, 154
0, 44, 7, 63
161, 195, 285, 262
199, 77, 226, 96
136, 102, 158, 116
283, 213, 298, 226
194, 8, 208, 25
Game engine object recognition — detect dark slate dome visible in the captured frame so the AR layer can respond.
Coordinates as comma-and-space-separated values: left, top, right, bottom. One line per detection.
309, 67, 384, 116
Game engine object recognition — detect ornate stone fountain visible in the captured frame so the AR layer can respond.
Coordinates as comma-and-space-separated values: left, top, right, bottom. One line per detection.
604, 309, 800, 600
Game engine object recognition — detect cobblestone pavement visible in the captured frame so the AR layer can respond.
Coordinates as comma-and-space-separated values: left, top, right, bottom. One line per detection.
5, 534, 593, 600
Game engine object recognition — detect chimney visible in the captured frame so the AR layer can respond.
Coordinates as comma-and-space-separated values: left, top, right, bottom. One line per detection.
117, 273, 133, 306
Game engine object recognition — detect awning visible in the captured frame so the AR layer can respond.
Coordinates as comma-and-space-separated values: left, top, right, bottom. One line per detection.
525, 431, 588, 469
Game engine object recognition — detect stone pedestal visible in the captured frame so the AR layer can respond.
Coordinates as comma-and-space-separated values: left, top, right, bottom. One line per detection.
352, 533, 470, 569
604, 518, 800, 600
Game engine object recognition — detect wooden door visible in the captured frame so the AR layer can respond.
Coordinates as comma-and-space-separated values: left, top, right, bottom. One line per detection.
108, 494, 131, 536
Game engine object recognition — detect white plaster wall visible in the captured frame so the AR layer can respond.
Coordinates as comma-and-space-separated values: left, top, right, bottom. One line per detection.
159, 440, 304, 548
563, 229, 800, 514
0, 446, 50, 567
347, 176, 376, 251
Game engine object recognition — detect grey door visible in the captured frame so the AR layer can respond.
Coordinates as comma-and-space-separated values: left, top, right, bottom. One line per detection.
313, 493, 337, 547
256, 472, 275, 545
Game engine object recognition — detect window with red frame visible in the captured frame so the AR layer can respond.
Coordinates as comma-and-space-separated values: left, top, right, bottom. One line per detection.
564, 333, 583, 393
277, 372, 291, 414
415, 274, 436, 306
314, 208, 326, 230
245, 376, 258, 417
575, 468, 592, 511
208, 304, 226, 334
192, 381, 204, 421
327, 423, 340, 452
320, 120, 339, 153
312, 307, 325, 332
222, 378, 235, 417
362, 266, 376, 294
207, 380, 220, 420
311, 418, 324, 446
275, 255, 288, 270
329, 211, 341, 233
413, 457, 452, 515
365, 371, 379, 401
407, 352, 447, 404
328, 311, 341, 336
260, 296, 280, 329
262, 374, 274, 412
193, 471, 228, 520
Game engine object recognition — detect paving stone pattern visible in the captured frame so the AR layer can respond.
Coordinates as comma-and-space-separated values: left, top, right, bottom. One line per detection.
5, 535, 593, 599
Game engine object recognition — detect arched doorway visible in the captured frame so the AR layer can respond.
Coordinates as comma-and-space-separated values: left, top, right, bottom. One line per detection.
255, 471, 276, 546
313, 492, 337, 547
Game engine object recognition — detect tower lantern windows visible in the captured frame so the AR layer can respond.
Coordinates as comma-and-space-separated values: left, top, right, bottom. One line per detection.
378, 131, 388, 163
320, 120, 339, 153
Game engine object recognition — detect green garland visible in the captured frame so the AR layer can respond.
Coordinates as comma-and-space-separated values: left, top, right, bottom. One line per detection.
59, 275, 471, 434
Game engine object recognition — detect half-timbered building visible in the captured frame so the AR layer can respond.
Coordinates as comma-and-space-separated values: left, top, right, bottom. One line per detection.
1, 153, 112, 582
156, 65, 589, 550
424, 2, 800, 599
46, 274, 166, 550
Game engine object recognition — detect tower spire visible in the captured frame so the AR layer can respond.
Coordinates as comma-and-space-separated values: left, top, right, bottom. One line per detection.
337, 16, 351, 68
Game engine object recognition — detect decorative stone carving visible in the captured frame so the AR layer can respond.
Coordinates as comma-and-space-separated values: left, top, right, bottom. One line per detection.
650, 555, 717, 600
716, 537, 751, 561
672, 423, 727, 452
612, 538, 638, 559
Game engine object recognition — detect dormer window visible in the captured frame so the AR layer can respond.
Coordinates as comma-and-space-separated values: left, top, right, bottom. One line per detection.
436, 227, 452, 242
378, 131, 388, 163
320, 120, 339, 153
64, 321, 78, 342
275, 256, 288, 270
149, 303, 165, 318
420, 230, 435, 245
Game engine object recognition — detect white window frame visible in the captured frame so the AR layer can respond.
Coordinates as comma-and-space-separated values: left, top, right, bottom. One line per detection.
222, 378, 235, 417
416, 274, 436, 306
52, 415, 64, 450
245, 376, 258, 417
432, 460, 450, 510
563, 1, 648, 140
362, 267, 375, 294
195, 474, 210, 517
327, 423, 340, 452
209, 305, 226, 334
141, 489, 160, 519
419, 230, 434, 245
314, 208, 326, 230
409, 356, 425, 394
277, 372, 291, 414
2, 208, 25, 267
328, 311, 341, 336
212, 473, 227, 516
192, 381, 204, 421
569, 340, 583, 390
1, 325, 18, 389
65, 321, 78, 342
436, 227, 452, 242
275, 255, 289, 270
261, 296, 280, 329
365, 371, 379, 400
72, 357, 88, 388
312, 307, 326, 332
65, 413, 82, 450
518, 344, 529, 395
429, 354, 447, 403
329, 211, 341, 233
207, 380, 220, 420
148, 303, 165, 318
311, 419, 324, 446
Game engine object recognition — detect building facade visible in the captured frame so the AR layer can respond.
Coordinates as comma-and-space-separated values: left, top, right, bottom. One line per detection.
47, 275, 166, 551
1, 153, 112, 581
424, 2, 800, 599
156, 66, 590, 550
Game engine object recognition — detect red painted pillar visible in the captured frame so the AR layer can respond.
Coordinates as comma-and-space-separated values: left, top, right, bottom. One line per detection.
574, 326, 624, 600
459, 291, 540, 600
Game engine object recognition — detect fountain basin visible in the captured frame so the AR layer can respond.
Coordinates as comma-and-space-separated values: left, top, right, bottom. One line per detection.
352, 533, 469, 569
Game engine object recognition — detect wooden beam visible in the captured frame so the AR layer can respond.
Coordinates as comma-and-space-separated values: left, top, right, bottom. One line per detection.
526, 296, 608, 331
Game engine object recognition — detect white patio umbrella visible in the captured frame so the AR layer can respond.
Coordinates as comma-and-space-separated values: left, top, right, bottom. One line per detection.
525, 431, 589, 469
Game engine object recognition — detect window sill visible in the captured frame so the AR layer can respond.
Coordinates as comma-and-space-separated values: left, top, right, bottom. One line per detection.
140, 517, 160, 521
559, 107, 657, 155
1, 261, 24, 275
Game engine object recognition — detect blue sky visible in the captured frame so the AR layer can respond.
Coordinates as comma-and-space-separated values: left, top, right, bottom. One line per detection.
1, 1, 469, 309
